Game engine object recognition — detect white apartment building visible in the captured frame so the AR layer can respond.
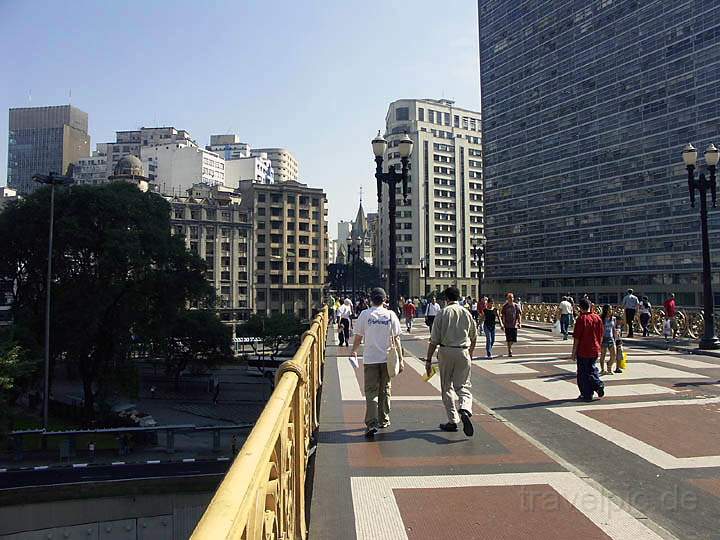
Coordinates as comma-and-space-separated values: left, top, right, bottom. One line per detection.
251, 148, 298, 181
207, 134, 250, 160
143, 143, 225, 196
207, 135, 274, 186
105, 127, 195, 180
377, 98, 484, 299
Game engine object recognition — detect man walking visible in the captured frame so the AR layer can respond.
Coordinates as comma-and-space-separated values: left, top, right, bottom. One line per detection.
501, 293, 522, 357
572, 298, 605, 402
403, 300, 416, 333
557, 296, 573, 340
621, 288, 640, 337
425, 286, 477, 437
425, 296, 441, 330
663, 293, 679, 341
337, 298, 353, 346
351, 288, 401, 438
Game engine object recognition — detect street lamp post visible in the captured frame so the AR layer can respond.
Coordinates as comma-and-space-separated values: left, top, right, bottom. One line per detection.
372, 131, 413, 313
420, 257, 429, 296
683, 143, 720, 350
33, 171, 75, 430
471, 242, 485, 300
349, 242, 360, 303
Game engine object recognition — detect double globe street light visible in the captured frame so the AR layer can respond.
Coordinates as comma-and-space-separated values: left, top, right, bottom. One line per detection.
682, 142, 720, 349
372, 131, 413, 313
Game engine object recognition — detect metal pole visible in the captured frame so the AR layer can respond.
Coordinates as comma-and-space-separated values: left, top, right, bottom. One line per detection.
388, 178, 398, 313
352, 250, 357, 304
698, 173, 720, 349
43, 184, 55, 430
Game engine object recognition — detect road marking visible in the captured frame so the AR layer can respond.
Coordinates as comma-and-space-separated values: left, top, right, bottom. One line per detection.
146, 460, 161, 464
217, 457, 230, 461
111, 461, 125, 465
0, 469, 6, 473
72, 463, 88, 468
351, 472, 665, 540
549, 397, 720, 469
473, 361, 538, 375
182, 458, 196, 463
33, 465, 49, 470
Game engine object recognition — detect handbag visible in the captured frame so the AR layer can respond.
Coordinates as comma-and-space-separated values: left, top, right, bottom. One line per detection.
386, 334, 404, 377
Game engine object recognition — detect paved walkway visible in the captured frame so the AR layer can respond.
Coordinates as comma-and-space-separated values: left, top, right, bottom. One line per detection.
310, 323, 720, 539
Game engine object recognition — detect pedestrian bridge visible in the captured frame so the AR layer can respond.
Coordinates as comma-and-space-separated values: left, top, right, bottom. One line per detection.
190, 304, 720, 539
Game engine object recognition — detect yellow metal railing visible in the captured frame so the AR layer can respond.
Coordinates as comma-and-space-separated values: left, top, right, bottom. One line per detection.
192, 306, 328, 540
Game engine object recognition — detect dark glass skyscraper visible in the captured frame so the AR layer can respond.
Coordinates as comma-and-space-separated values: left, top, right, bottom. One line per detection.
478, 1, 720, 305
7, 105, 90, 194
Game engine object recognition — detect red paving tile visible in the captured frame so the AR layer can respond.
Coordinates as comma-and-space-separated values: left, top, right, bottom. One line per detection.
583, 403, 720, 458
394, 485, 612, 540
688, 478, 720, 498
352, 365, 438, 396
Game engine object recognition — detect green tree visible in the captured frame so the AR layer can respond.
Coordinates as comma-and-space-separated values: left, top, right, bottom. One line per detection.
0, 183, 226, 422
238, 313, 307, 360
0, 330, 41, 436
156, 310, 233, 389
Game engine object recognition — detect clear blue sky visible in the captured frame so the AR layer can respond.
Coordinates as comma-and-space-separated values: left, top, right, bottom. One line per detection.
0, 0, 480, 235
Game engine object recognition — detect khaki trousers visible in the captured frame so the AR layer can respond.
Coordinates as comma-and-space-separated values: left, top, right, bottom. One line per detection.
363, 363, 391, 428
438, 347, 473, 424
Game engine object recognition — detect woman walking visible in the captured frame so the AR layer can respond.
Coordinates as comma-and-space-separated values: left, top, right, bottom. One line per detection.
599, 304, 617, 375
639, 296, 652, 337
482, 298, 499, 359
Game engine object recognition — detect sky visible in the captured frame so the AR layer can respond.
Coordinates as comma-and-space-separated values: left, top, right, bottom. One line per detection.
0, 0, 480, 237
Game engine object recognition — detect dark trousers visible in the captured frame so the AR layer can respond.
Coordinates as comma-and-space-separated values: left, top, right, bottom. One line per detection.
560, 314, 570, 337
576, 356, 604, 399
640, 313, 651, 336
625, 309, 636, 336
426, 316, 435, 330
339, 318, 350, 346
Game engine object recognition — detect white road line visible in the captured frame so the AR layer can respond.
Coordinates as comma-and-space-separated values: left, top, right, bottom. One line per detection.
182, 458, 196, 463
33, 465, 49, 470
217, 457, 230, 461
146, 460, 161, 464
111, 461, 125, 465
72, 463, 88, 468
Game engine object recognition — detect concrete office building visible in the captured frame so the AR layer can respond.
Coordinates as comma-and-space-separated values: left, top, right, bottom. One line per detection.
377, 98, 484, 299
104, 127, 194, 181
73, 145, 108, 186
478, 0, 720, 306
251, 148, 299, 181
239, 179, 328, 319
167, 183, 254, 329
143, 143, 225, 195
7, 105, 90, 194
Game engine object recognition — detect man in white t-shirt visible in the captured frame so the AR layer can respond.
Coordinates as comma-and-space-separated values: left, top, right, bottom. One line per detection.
557, 296, 573, 340
425, 297, 441, 330
351, 287, 402, 437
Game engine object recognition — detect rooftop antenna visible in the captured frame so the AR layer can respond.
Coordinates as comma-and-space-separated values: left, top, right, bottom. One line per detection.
68, 88, 72, 105
28, 89, 32, 103
359, 186, 363, 205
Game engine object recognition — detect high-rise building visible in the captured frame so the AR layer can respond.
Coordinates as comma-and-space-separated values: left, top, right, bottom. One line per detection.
167, 183, 254, 330
239, 179, 328, 319
7, 105, 90, 194
478, 0, 720, 306
73, 145, 108, 186
377, 98, 483, 298
251, 148, 299, 181
142, 143, 225, 195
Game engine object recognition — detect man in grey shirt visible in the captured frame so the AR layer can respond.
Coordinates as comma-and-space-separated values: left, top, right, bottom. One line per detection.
425, 286, 477, 437
621, 288, 640, 338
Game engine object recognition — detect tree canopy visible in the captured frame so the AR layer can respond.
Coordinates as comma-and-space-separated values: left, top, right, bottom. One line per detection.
0, 182, 229, 421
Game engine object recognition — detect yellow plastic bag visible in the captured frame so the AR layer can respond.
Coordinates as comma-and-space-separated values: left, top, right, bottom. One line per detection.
618, 351, 628, 370
422, 365, 439, 382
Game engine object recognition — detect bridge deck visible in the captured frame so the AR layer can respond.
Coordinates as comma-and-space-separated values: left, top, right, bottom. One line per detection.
309, 323, 720, 539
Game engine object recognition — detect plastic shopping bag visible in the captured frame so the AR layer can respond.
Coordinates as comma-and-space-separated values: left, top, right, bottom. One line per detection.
618, 351, 628, 370
552, 320, 562, 336
422, 364, 439, 382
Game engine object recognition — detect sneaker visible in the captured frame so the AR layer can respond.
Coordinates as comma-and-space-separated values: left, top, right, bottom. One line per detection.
365, 426, 378, 438
614, 368, 623, 373
597, 386, 605, 398
577, 396, 594, 402
600, 370, 609, 375
378, 421, 391, 429
486, 354, 492, 359
459, 409, 474, 437
439, 422, 458, 432
508, 352, 513, 357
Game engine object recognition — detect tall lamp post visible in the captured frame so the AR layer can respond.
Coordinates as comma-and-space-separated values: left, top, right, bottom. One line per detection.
682, 143, 720, 349
33, 171, 75, 430
471, 242, 485, 300
349, 242, 360, 303
372, 131, 413, 313
420, 257, 429, 296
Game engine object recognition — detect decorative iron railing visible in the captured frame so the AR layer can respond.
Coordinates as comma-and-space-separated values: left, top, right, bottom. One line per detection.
522, 303, 715, 340
191, 306, 328, 540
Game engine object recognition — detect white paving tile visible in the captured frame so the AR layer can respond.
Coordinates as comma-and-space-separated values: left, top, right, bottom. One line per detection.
632, 355, 719, 369
473, 361, 538, 375
512, 379, 676, 400
351, 472, 664, 540
553, 362, 708, 380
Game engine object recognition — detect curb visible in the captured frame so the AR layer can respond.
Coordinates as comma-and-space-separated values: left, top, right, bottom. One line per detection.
0, 456, 234, 473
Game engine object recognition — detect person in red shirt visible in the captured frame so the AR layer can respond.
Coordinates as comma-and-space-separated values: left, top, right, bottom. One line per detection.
403, 300, 417, 332
663, 293, 678, 341
572, 298, 605, 402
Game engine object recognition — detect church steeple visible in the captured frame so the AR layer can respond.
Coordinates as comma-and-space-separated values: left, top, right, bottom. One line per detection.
351, 189, 367, 240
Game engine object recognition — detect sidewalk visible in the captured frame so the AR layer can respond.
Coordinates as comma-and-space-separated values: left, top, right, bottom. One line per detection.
309, 339, 677, 539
